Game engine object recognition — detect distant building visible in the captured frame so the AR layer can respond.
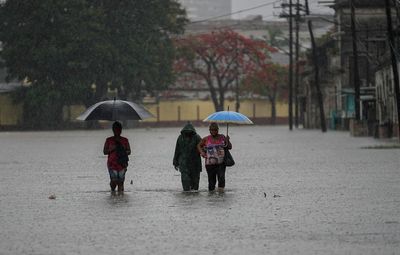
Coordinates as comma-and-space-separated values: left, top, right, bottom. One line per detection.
299, 0, 399, 137
178, 0, 231, 21
329, 0, 394, 135
375, 63, 398, 137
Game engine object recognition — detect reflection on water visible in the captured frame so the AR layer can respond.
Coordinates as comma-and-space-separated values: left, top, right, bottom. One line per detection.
106, 192, 130, 206
205, 190, 235, 207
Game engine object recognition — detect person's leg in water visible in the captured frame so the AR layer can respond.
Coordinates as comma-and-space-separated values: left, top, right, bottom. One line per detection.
108, 169, 117, 192
117, 181, 124, 192
110, 180, 117, 191
181, 171, 191, 191
216, 164, 226, 192
190, 171, 200, 191
206, 165, 217, 191
117, 169, 127, 193
117, 183, 124, 192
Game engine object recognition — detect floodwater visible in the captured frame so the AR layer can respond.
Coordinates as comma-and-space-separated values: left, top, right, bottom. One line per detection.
0, 126, 399, 255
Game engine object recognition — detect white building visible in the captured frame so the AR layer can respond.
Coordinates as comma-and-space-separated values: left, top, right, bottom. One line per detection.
375, 64, 399, 128
178, 0, 231, 21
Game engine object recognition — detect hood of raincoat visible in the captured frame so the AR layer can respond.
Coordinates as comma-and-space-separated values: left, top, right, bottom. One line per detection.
180, 122, 197, 135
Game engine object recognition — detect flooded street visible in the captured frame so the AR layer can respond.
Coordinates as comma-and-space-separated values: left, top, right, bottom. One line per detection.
1, 126, 399, 255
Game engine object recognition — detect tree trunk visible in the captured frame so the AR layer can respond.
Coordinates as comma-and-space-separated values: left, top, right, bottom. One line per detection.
269, 95, 277, 125
235, 75, 240, 112
207, 80, 220, 112
217, 91, 225, 111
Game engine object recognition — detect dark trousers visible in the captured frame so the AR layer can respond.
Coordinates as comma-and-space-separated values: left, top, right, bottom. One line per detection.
181, 171, 200, 191
206, 164, 226, 191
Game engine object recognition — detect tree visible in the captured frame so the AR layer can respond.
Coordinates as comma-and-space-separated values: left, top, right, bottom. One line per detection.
0, 0, 187, 128
0, 0, 97, 128
88, 0, 187, 102
242, 63, 288, 124
174, 29, 276, 111
265, 25, 288, 49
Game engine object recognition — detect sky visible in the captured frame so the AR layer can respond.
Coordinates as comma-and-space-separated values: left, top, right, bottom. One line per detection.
231, 0, 334, 20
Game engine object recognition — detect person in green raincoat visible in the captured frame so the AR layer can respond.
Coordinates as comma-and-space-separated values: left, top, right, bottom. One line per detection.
173, 122, 202, 191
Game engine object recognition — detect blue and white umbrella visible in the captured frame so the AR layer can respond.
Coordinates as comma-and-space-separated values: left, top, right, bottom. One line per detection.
203, 111, 253, 124
203, 110, 253, 135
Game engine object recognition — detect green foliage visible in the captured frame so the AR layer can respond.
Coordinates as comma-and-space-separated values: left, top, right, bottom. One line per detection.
265, 25, 288, 48
0, 0, 187, 128
13, 84, 63, 129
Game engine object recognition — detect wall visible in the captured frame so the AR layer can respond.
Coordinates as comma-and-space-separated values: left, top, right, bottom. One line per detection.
141, 99, 288, 123
0, 94, 22, 126
0, 97, 288, 128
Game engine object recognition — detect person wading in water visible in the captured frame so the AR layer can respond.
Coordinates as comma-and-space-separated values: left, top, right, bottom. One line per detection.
103, 121, 131, 193
197, 122, 232, 192
173, 122, 202, 191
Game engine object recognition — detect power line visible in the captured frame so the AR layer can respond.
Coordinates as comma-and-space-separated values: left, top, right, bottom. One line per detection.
189, 0, 281, 24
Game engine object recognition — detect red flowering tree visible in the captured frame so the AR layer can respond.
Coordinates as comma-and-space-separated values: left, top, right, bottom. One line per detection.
242, 63, 288, 124
174, 29, 276, 111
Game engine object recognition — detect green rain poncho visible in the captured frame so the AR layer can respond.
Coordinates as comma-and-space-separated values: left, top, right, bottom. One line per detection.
173, 123, 202, 190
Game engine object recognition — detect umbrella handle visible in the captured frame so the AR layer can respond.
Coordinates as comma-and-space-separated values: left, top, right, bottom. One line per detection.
112, 97, 116, 121
226, 106, 229, 137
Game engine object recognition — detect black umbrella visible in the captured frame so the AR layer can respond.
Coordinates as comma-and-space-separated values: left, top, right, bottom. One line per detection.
76, 98, 154, 121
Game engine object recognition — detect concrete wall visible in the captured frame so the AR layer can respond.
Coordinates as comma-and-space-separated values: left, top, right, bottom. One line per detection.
0, 94, 22, 126
0, 97, 288, 128
140, 99, 288, 123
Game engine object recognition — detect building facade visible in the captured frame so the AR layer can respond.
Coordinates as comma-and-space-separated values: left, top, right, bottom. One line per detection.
302, 0, 396, 136
178, 0, 231, 21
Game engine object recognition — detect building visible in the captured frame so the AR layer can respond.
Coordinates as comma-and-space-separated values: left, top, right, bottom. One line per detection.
337, 0, 400, 137
302, 0, 393, 136
375, 60, 399, 138
178, 0, 231, 21
300, 0, 400, 138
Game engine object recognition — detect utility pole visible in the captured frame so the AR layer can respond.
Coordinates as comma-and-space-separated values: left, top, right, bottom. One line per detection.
304, 0, 310, 15
350, 0, 361, 120
384, 0, 400, 140
281, 0, 308, 130
294, 0, 301, 128
308, 20, 327, 132
289, 0, 294, 130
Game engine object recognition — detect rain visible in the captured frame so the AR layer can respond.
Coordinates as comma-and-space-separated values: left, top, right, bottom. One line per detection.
1, 0, 400, 254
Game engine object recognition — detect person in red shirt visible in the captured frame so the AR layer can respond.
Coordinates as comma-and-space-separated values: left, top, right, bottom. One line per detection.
103, 121, 131, 192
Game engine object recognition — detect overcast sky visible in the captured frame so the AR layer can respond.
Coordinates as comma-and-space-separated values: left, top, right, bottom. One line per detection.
231, 0, 334, 20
